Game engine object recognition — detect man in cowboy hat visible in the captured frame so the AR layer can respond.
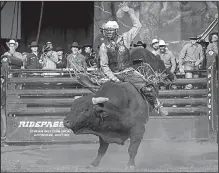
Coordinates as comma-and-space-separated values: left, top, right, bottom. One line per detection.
151, 38, 160, 56
206, 32, 218, 68
179, 36, 204, 89
39, 45, 59, 69
25, 41, 42, 69
56, 46, 67, 69
3, 39, 24, 69
81, 44, 96, 67
46, 41, 53, 50
66, 42, 87, 72
158, 40, 176, 74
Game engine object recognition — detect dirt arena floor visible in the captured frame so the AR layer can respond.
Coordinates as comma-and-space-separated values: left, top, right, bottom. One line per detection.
1, 140, 218, 172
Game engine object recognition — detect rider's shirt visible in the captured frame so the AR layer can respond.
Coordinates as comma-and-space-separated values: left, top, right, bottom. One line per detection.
102, 36, 130, 73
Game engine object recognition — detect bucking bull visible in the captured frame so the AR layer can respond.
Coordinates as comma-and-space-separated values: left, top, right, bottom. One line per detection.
63, 48, 175, 169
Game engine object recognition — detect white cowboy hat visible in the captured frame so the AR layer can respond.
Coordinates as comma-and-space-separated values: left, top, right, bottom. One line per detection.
6, 39, 19, 49
104, 21, 119, 29
159, 40, 168, 46
151, 39, 159, 45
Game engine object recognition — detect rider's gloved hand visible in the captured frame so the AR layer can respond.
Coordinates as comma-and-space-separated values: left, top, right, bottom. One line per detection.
111, 77, 120, 82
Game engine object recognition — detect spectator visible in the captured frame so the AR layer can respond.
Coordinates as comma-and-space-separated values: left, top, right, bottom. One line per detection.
196, 39, 209, 69
206, 32, 218, 68
4, 39, 24, 69
78, 48, 82, 54
134, 41, 147, 49
46, 41, 53, 50
25, 41, 41, 69
158, 40, 176, 73
179, 36, 204, 89
56, 46, 67, 69
82, 45, 96, 67
66, 42, 87, 72
22, 52, 28, 68
39, 46, 58, 69
151, 39, 159, 56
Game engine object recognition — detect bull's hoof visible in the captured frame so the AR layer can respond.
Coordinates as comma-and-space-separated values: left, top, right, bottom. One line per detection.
79, 165, 96, 169
125, 165, 136, 171
85, 165, 96, 169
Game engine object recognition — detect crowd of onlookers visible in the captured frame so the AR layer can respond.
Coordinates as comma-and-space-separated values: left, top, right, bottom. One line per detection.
151, 33, 218, 89
1, 31, 218, 90
2, 39, 97, 71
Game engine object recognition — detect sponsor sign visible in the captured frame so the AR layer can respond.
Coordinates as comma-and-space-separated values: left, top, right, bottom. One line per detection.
18, 120, 71, 137
6, 116, 97, 142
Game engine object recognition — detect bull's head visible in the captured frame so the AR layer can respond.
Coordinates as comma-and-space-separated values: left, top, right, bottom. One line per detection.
63, 95, 109, 134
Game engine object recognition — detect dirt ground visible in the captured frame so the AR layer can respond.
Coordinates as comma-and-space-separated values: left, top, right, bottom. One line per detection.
1, 140, 218, 172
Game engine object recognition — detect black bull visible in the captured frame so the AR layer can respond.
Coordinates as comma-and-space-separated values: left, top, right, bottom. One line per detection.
63, 48, 175, 169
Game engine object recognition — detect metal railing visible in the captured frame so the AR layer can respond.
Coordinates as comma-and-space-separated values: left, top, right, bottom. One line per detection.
207, 54, 218, 134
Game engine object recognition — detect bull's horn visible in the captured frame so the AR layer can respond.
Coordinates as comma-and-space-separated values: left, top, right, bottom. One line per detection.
92, 97, 109, 104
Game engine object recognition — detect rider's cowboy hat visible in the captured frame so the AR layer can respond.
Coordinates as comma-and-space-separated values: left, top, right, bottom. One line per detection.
6, 39, 18, 49
134, 41, 146, 48
28, 41, 39, 48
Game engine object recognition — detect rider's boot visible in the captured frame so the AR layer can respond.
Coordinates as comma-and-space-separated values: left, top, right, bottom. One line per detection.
140, 85, 168, 116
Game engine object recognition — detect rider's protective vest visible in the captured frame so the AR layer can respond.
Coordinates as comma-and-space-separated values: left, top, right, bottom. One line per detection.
101, 36, 131, 72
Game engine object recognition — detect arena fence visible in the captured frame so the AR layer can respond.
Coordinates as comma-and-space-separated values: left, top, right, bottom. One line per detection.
1, 58, 217, 144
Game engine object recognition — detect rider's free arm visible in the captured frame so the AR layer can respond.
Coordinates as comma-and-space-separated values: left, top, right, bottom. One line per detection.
99, 43, 118, 81
122, 8, 142, 49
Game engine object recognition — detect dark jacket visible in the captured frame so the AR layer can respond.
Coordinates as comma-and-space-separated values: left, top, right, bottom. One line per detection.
25, 53, 41, 69
56, 57, 67, 69
82, 52, 96, 67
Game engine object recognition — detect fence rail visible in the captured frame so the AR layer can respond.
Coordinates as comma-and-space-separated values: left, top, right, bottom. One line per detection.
1, 59, 214, 142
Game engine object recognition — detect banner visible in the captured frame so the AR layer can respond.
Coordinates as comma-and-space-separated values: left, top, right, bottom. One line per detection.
6, 116, 97, 142
1, 2, 21, 39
